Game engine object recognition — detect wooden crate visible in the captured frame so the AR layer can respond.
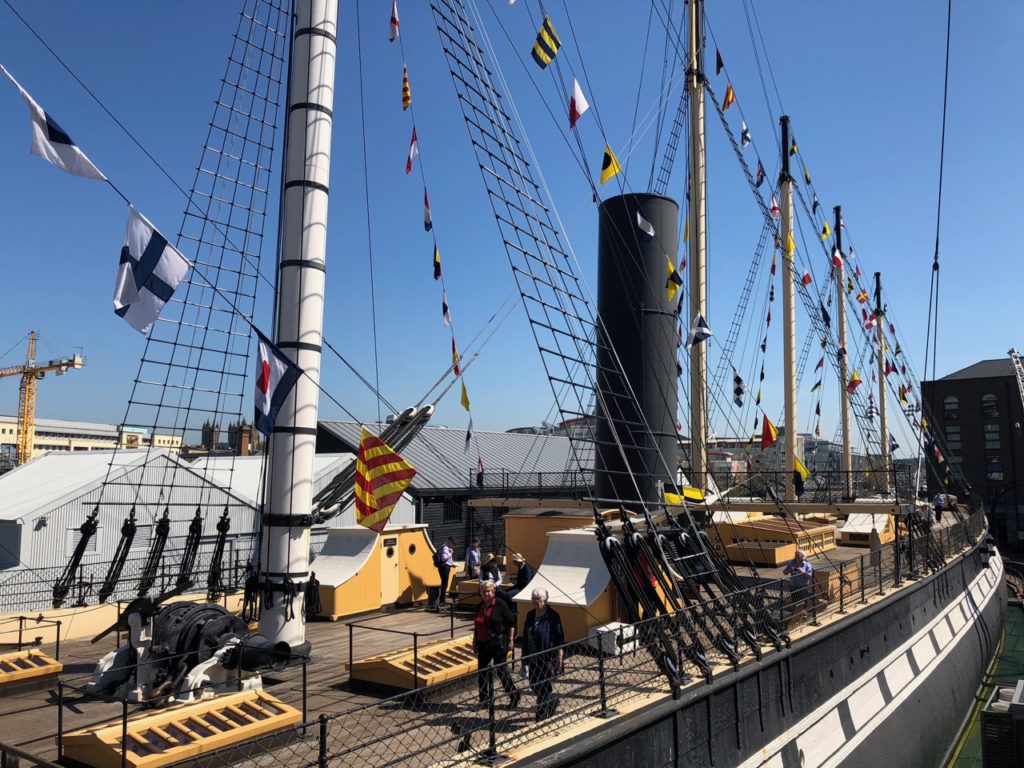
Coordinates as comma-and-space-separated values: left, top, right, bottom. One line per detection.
711, 517, 837, 556
724, 542, 796, 567
814, 562, 864, 604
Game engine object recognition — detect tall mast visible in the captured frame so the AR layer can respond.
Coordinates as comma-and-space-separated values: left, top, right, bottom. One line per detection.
780, 117, 797, 502
687, 0, 708, 491
259, 0, 338, 653
874, 272, 891, 494
834, 206, 853, 499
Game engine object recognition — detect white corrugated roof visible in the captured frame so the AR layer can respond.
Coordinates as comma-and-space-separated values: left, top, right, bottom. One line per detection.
191, 453, 354, 505
0, 449, 153, 522
0, 415, 121, 437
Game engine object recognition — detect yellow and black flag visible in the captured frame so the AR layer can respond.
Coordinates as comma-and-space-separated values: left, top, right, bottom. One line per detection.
402, 64, 411, 111
666, 257, 682, 302
820, 220, 831, 239
599, 144, 621, 184
789, 138, 798, 156
433, 245, 442, 280
803, 166, 812, 185
531, 16, 561, 69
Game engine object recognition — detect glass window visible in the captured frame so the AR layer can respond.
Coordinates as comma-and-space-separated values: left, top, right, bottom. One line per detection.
986, 456, 1004, 481
984, 423, 1001, 450
443, 498, 462, 523
982, 394, 999, 419
945, 425, 961, 453
943, 396, 959, 421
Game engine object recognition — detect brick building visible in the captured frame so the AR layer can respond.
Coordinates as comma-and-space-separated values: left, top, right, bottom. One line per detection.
923, 358, 1024, 553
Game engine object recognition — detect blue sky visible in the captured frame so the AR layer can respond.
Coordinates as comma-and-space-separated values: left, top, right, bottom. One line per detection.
0, 1, 1019, 454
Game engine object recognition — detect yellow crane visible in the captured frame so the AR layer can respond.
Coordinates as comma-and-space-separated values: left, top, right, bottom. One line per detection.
0, 331, 85, 465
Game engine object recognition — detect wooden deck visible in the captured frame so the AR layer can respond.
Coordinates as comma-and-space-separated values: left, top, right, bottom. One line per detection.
0, 514, 959, 766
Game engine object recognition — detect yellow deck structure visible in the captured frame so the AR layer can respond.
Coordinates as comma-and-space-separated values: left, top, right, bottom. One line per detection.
315, 524, 453, 620
838, 513, 895, 547
710, 516, 837, 565
503, 508, 594, 571
513, 528, 615, 642
0, 648, 62, 686
61, 690, 301, 768
349, 635, 477, 690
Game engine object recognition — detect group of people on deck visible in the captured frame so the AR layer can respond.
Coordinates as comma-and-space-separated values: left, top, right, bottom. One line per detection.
428, 535, 563, 721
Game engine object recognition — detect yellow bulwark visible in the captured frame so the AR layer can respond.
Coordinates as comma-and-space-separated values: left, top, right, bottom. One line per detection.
350, 635, 477, 691
0, 648, 63, 685
62, 690, 301, 768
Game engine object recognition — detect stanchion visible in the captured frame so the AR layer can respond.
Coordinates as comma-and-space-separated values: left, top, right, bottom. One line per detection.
595, 641, 618, 719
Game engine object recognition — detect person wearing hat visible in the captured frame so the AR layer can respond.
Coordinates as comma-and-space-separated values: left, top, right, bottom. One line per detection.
481, 552, 501, 584
512, 553, 535, 594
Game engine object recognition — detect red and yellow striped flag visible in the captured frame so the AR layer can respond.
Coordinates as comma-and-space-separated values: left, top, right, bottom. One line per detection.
355, 427, 417, 533
402, 64, 411, 111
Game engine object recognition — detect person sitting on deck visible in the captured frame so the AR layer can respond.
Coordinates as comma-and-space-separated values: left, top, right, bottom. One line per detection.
481, 553, 501, 584
783, 549, 814, 606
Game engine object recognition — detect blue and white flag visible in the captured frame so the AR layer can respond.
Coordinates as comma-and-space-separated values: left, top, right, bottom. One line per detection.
464, 417, 473, 454
685, 314, 713, 349
254, 330, 303, 437
1, 64, 105, 180
636, 207, 655, 243
740, 121, 751, 149
113, 207, 189, 334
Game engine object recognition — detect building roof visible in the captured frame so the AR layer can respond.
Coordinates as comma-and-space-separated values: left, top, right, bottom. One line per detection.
939, 358, 1014, 381
0, 449, 153, 521
0, 415, 121, 438
318, 420, 593, 492
191, 453, 354, 505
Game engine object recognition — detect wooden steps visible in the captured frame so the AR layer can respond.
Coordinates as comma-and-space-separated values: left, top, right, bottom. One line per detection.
61, 690, 301, 768
349, 635, 477, 691
0, 648, 62, 687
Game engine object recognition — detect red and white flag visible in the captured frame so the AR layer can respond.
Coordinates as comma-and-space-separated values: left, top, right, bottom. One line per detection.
254, 330, 303, 437
405, 126, 418, 174
569, 78, 589, 130
769, 195, 780, 220
389, 0, 400, 42
801, 270, 812, 286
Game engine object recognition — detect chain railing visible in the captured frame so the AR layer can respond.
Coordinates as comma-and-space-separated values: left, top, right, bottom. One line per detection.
169, 509, 987, 768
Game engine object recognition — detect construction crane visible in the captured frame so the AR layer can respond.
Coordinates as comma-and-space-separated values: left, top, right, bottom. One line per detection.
1011, 349, 1024, 416
0, 331, 85, 465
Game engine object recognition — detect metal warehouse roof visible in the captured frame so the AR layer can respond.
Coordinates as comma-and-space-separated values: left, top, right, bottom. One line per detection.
0, 415, 120, 438
0, 449, 157, 522
318, 420, 594, 492
192, 453, 354, 505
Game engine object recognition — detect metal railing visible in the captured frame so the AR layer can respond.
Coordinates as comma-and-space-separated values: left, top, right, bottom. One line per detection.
0, 615, 62, 659
170, 509, 987, 767
467, 468, 594, 496
711, 466, 920, 504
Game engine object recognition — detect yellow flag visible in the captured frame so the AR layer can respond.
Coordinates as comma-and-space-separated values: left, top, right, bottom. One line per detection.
820, 220, 831, 240
460, 380, 471, 411
683, 216, 690, 243
794, 454, 810, 481
785, 231, 796, 258
803, 166, 811, 184
666, 257, 682, 302
599, 144, 621, 184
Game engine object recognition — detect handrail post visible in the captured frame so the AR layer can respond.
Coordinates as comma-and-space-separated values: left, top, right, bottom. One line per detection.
17, 616, 23, 652
56, 619, 62, 661
57, 680, 64, 761
348, 623, 354, 670
318, 714, 329, 768
860, 555, 867, 604
450, 600, 455, 638
878, 551, 884, 596
302, 657, 308, 722
595, 633, 619, 719
412, 633, 419, 690
121, 698, 129, 768
838, 562, 846, 614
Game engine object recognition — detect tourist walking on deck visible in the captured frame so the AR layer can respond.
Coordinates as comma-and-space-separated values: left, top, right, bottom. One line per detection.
522, 587, 564, 721
933, 493, 945, 524
473, 580, 519, 709
430, 536, 456, 611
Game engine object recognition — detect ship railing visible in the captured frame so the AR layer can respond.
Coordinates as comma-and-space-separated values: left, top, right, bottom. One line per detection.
165, 508, 987, 768
704, 465, 920, 504
0, 615, 62, 660
467, 468, 595, 495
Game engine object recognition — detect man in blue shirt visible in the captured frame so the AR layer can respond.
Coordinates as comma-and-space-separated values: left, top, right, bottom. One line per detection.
783, 549, 814, 607
430, 536, 456, 611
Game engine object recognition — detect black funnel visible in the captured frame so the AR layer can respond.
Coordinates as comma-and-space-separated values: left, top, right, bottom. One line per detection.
594, 193, 680, 508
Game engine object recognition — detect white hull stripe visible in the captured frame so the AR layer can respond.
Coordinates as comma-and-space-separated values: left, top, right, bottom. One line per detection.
740, 555, 1003, 768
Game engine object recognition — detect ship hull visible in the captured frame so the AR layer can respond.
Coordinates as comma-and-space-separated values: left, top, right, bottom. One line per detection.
526, 540, 1006, 768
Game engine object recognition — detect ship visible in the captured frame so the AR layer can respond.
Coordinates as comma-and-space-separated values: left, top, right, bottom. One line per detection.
0, 1, 1006, 767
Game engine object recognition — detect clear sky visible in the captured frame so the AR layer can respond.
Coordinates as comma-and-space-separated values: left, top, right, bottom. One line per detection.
0, 1, 1020, 455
